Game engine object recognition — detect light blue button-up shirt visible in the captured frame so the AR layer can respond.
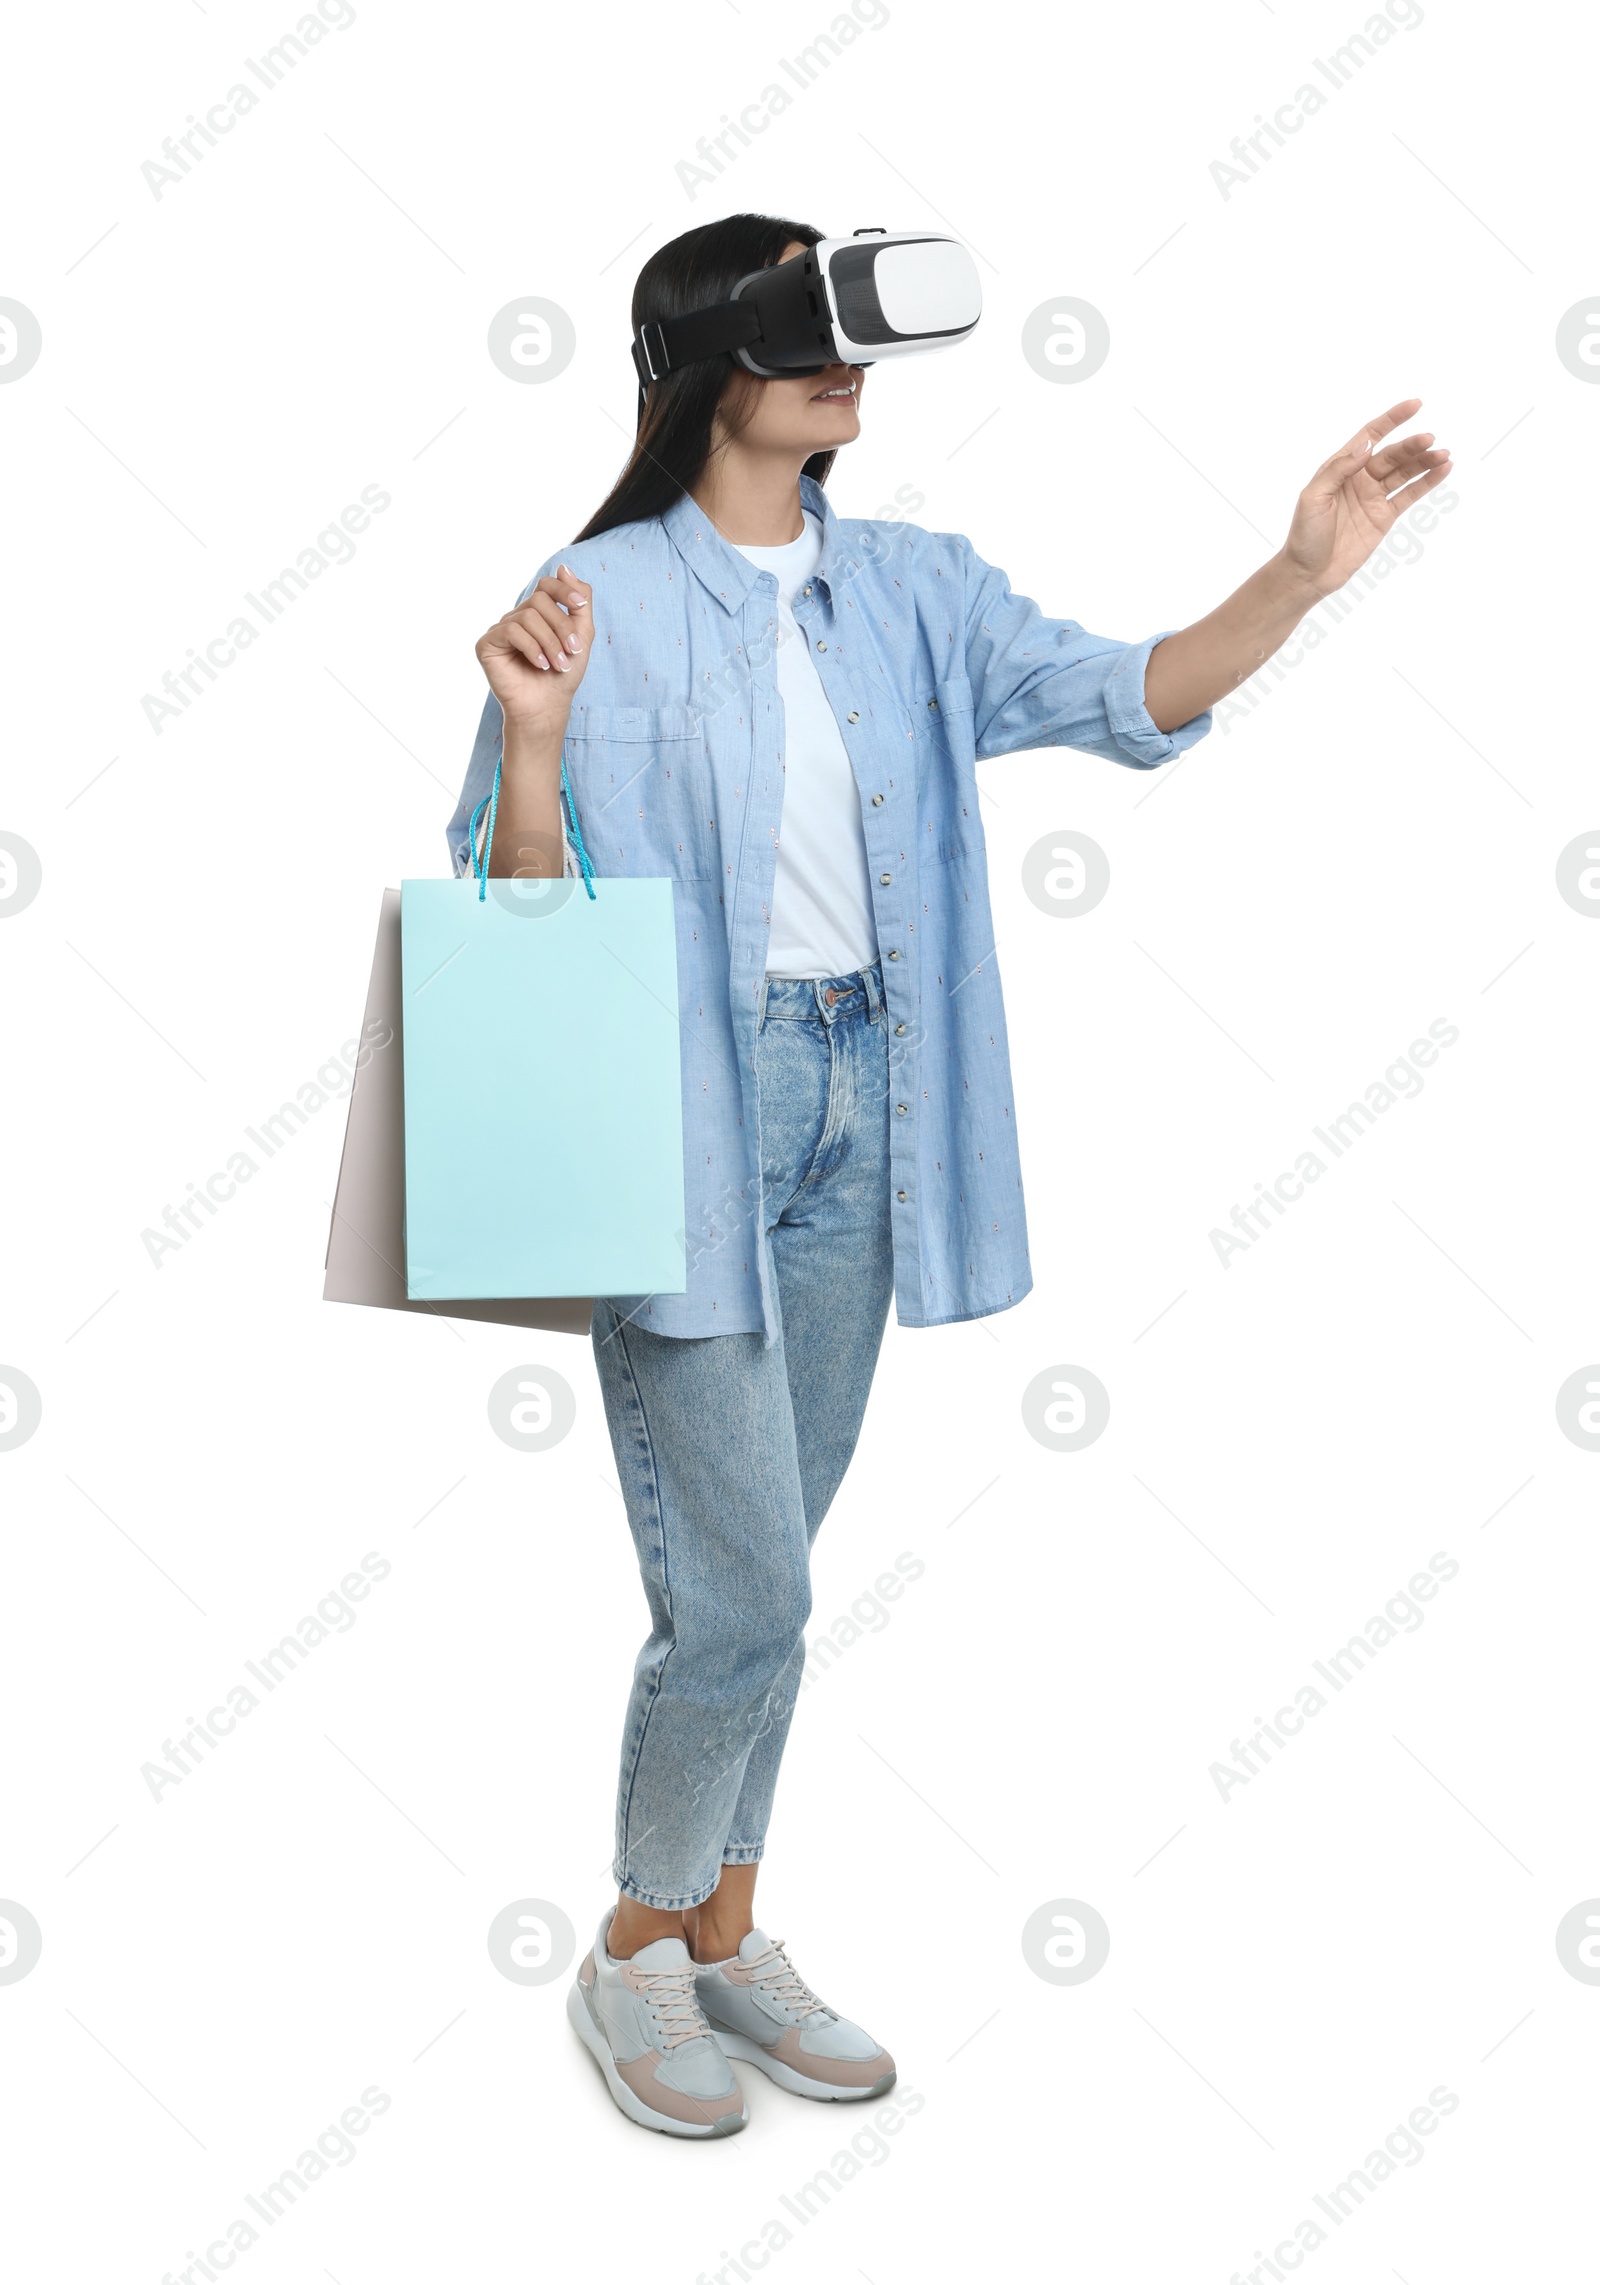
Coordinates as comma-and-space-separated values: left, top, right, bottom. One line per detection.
447, 473, 1213, 1342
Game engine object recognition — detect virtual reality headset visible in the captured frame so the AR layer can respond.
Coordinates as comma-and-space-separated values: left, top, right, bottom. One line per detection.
630, 229, 982, 389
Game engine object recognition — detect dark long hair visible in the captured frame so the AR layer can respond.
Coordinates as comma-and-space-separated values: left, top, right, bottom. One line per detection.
572, 213, 836, 545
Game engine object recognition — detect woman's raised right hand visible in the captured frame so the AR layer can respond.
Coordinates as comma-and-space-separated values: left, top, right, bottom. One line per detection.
474, 564, 595, 733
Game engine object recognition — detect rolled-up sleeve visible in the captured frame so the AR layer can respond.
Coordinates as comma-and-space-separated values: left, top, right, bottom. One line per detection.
957, 536, 1213, 771
444, 555, 583, 879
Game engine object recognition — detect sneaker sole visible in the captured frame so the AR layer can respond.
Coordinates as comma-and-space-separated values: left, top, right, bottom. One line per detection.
566, 1979, 747, 2139
711, 2029, 896, 2103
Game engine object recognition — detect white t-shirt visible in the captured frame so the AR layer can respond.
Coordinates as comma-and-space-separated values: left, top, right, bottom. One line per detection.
732, 511, 879, 981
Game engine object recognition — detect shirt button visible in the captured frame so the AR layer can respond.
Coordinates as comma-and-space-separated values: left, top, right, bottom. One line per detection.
897, 1189, 908, 1202
894, 1022, 906, 1035
886, 949, 900, 961
871, 793, 884, 806
847, 711, 860, 724
895, 1103, 908, 1116
879, 871, 892, 886
816, 640, 828, 651
802, 585, 813, 597
927, 697, 939, 711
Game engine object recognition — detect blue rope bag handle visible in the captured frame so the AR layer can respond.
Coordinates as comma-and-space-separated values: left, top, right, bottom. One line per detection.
469, 748, 596, 902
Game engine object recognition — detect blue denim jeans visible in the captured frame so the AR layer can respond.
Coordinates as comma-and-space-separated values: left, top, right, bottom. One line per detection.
591, 961, 894, 1909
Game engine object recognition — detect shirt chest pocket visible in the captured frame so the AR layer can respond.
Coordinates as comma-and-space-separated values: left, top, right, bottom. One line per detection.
561, 704, 716, 879
914, 672, 983, 864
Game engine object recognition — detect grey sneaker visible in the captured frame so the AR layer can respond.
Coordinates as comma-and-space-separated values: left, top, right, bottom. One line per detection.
694, 1929, 896, 2101
567, 1912, 748, 2138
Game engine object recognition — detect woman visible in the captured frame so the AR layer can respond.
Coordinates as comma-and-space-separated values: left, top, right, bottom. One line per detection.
447, 213, 1451, 2139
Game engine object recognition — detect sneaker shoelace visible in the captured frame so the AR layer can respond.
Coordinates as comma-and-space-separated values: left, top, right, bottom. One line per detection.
633, 1961, 714, 2049
741, 1938, 830, 2023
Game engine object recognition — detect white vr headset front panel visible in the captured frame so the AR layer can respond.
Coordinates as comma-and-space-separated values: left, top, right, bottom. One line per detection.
814, 234, 983, 363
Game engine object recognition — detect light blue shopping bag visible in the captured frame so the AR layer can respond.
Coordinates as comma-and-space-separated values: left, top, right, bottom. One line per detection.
399, 764, 686, 1300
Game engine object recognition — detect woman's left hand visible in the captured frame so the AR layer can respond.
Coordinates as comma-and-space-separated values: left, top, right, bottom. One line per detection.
1281, 398, 1452, 598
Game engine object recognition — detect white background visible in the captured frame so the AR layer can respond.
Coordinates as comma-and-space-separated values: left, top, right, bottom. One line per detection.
2, 0, 1595, 2277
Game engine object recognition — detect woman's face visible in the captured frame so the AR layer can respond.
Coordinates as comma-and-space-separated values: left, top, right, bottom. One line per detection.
716, 237, 865, 458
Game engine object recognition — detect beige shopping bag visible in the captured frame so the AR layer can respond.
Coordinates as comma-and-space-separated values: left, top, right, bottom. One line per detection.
322, 890, 593, 1335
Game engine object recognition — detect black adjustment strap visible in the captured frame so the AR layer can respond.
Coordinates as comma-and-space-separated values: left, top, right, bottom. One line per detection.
631, 298, 763, 387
